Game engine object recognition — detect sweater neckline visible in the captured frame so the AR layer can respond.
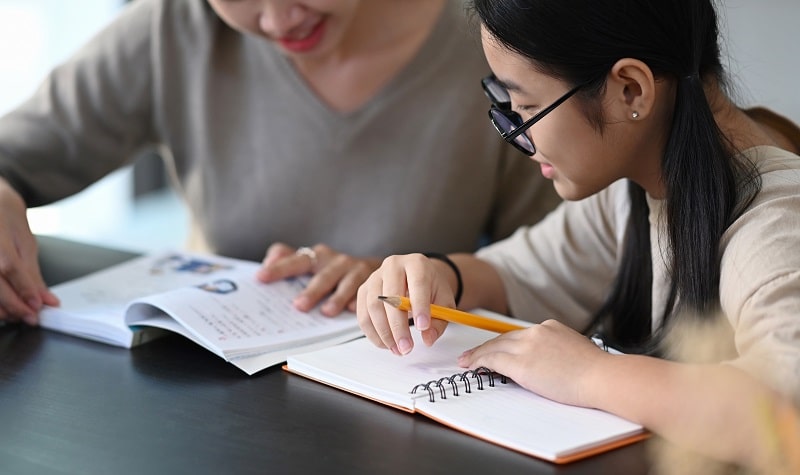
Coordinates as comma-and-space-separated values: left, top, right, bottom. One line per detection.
256, 2, 459, 121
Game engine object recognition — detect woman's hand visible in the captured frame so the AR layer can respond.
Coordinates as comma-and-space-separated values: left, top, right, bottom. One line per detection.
257, 242, 381, 317
458, 319, 609, 407
356, 253, 457, 356
0, 180, 60, 324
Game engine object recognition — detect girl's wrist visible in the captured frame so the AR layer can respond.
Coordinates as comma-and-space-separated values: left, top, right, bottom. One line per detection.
422, 252, 463, 306
577, 349, 620, 410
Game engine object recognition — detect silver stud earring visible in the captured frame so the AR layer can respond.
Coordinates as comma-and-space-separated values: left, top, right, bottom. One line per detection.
631, 111, 640, 119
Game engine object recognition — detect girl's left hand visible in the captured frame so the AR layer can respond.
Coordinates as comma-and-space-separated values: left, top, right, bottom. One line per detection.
458, 319, 610, 407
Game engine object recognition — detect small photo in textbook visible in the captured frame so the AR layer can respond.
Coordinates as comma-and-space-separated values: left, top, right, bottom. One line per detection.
39, 252, 363, 375
285, 324, 648, 464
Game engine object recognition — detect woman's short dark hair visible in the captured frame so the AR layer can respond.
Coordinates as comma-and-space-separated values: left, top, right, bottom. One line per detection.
470, 0, 760, 353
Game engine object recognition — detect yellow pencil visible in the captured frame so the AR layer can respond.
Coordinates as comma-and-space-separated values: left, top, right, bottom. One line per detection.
378, 295, 525, 334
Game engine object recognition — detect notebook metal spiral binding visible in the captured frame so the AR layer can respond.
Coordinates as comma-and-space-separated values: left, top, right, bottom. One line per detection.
410, 367, 508, 403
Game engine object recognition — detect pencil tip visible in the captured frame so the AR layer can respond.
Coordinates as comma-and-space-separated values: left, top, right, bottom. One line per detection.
378, 295, 402, 308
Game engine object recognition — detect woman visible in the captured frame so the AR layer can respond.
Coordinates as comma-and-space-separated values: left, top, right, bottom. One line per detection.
357, 0, 800, 469
0, 0, 559, 323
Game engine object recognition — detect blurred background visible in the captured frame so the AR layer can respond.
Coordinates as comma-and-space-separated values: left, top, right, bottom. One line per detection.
0, 0, 186, 252
0, 0, 797, 254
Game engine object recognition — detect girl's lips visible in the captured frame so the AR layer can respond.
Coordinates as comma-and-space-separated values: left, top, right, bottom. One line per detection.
539, 162, 555, 179
278, 18, 326, 53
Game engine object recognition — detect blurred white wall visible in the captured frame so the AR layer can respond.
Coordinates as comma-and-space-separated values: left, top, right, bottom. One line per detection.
0, 0, 187, 252
721, 0, 800, 123
0, 0, 135, 248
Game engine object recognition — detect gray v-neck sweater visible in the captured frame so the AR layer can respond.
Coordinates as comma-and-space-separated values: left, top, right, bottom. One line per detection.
0, 0, 559, 260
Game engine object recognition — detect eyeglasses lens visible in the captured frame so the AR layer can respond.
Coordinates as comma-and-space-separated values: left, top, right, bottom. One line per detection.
482, 78, 511, 110
489, 108, 536, 155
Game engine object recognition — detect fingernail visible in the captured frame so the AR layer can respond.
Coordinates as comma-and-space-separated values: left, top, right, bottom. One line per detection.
420, 326, 439, 347
23, 314, 38, 325
293, 296, 310, 311
415, 313, 430, 330
321, 302, 337, 316
397, 337, 412, 355
26, 298, 41, 311
47, 291, 61, 306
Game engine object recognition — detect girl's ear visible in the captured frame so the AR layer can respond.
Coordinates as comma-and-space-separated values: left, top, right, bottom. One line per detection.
606, 58, 657, 121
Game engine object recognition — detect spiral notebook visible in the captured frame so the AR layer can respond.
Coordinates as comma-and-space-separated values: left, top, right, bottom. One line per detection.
285, 323, 648, 464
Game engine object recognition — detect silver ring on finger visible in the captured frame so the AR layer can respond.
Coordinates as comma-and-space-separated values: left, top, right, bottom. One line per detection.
295, 246, 318, 269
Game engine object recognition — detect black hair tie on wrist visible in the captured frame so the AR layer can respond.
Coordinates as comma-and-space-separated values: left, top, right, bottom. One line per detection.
422, 252, 463, 306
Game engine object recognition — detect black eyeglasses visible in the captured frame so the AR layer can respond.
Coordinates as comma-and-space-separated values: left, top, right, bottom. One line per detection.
481, 75, 583, 156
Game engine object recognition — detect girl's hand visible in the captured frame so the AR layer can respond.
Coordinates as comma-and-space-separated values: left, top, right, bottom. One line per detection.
458, 319, 610, 407
356, 253, 456, 355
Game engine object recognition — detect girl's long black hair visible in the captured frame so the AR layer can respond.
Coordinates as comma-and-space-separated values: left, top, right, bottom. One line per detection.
471, 0, 760, 353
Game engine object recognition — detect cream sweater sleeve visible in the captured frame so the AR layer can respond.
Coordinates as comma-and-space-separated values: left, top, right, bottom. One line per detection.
476, 180, 631, 330
719, 146, 800, 401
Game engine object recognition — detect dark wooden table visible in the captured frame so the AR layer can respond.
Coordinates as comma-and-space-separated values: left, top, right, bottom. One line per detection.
0, 236, 652, 475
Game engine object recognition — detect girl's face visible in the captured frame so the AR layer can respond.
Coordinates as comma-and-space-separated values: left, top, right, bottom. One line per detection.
207, 0, 362, 59
480, 27, 642, 201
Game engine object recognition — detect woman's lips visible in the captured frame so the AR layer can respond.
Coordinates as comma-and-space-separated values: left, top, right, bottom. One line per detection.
278, 19, 326, 53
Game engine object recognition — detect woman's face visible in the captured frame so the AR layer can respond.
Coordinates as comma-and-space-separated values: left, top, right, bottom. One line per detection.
480, 27, 638, 201
207, 0, 362, 59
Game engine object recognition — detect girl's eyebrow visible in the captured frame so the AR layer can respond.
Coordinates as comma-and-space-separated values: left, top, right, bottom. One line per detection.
493, 77, 526, 94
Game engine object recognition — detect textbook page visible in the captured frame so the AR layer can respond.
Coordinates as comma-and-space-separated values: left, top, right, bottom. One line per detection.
124, 275, 361, 362
40, 252, 254, 347
40, 251, 363, 373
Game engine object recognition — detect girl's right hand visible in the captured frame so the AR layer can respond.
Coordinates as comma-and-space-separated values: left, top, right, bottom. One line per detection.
356, 253, 456, 355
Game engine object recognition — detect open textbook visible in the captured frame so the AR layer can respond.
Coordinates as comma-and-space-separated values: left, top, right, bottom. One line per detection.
39, 252, 362, 375
285, 323, 648, 464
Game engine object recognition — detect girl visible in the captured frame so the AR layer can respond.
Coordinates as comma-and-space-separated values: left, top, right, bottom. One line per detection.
357, 0, 800, 469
